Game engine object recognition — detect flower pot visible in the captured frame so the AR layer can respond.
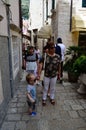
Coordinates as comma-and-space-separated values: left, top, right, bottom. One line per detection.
68, 72, 78, 82
77, 74, 86, 94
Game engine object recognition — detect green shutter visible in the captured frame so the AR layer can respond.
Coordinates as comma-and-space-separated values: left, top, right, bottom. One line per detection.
21, 0, 30, 19
52, 0, 55, 9
82, 0, 86, 7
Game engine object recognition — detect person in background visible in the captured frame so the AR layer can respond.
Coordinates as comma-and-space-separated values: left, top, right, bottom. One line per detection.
24, 46, 39, 77
34, 46, 41, 61
55, 40, 61, 80
26, 73, 37, 116
38, 41, 61, 106
57, 37, 66, 83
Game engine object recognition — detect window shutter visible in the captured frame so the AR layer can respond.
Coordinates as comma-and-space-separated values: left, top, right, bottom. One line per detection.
82, 0, 86, 7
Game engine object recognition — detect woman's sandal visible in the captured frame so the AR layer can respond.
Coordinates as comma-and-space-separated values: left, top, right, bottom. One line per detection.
50, 99, 55, 105
42, 100, 46, 106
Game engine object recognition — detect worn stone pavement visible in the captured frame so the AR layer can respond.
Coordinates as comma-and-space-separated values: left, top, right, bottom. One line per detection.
1, 71, 86, 130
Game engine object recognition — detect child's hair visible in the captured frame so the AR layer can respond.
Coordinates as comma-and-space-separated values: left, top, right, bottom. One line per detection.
26, 73, 35, 83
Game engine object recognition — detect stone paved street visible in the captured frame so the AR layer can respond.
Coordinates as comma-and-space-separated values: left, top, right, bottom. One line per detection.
1, 72, 86, 130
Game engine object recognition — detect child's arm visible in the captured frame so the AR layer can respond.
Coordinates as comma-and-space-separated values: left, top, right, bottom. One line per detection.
26, 92, 35, 103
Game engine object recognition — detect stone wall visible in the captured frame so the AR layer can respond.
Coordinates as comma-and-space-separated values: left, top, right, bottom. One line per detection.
0, 36, 22, 127
0, 36, 11, 126
52, 0, 73, 48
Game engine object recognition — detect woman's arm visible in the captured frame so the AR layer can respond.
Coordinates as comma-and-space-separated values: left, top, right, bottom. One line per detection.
37, 55, 44, 79
37, 62, 43, 79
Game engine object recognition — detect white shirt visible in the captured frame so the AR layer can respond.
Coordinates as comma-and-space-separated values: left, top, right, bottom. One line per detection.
58, 43, 66, 61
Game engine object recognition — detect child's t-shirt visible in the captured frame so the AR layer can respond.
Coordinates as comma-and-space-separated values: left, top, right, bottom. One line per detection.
27, 84, 36, 100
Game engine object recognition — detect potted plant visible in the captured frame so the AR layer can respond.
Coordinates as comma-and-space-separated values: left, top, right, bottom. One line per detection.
63, 46, 86, 82
63, 46, 79, 82
73, 55, 86, 76
73, 55, 86, 94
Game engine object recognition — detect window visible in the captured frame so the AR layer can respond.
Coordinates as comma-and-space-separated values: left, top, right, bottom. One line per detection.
82, 0, 86, 7
78, 31, 86, 46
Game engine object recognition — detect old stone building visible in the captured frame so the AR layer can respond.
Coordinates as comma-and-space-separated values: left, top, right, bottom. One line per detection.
0, 0, 22, 126
51, 0, 86, 47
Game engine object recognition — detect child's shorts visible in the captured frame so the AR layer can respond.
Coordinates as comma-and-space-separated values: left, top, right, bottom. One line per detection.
27, 97, 36, 110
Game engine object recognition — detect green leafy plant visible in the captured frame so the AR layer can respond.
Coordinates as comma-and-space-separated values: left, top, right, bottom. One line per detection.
63, 46, 86, 72
63, 46, 79, 72
65, 46, 86, 56
73, 55, 86, 76
63, 46, 86, 82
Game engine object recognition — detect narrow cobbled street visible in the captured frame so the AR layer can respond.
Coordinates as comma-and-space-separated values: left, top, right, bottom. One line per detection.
1, 71, 86, 130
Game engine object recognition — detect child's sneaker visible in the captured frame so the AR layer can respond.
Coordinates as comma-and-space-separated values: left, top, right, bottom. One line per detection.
30, 111, 36, 116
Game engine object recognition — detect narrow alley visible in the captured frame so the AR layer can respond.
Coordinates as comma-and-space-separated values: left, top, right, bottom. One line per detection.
0, 0, 86, 130
1, 71, 86, 130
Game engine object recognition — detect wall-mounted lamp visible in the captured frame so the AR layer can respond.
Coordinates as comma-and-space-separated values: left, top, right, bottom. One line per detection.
0, 15, 4, 21
1, 0, 10, 6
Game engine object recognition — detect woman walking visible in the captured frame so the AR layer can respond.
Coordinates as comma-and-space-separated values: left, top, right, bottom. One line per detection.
38, 41, 61, 106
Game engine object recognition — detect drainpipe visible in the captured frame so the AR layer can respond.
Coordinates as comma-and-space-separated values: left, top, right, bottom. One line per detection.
46, 0, 48, 21
70, 0, 73, 31
19, 0, 23, 72
42, 0, 44, 53
19, 0, 22, 32
42, 0, 44, 26
6, 4, 14, 98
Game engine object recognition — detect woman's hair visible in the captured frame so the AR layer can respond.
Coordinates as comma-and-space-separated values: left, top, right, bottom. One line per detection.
48, 41, 55, 49
27, 46, 34, 51
26, 73, 35, 83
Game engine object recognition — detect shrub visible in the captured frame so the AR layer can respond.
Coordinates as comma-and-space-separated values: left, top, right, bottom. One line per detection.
73, 55, 86, 76
63, 46, 79, 72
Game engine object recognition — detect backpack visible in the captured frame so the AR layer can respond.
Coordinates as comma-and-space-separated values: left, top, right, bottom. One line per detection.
55, 44, 61, 58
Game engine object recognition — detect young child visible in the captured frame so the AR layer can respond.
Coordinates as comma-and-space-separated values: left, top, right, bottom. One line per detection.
26, 73, 37, 116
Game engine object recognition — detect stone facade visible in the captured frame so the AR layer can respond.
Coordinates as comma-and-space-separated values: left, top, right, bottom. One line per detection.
0, 0, 22, 127
51, 0, 73, 48
0, 36, 11, 126
51, 0, 86, 47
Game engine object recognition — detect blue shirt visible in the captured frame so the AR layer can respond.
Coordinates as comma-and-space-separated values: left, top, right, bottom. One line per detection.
27, 84, 36, 100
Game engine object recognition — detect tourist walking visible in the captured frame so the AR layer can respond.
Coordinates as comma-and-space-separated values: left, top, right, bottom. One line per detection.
24, 46, 39, 77
26, 73, 37, 116
38, 41, 61, 106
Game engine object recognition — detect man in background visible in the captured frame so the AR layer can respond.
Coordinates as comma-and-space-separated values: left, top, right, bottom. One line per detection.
56, 37, 66, 83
